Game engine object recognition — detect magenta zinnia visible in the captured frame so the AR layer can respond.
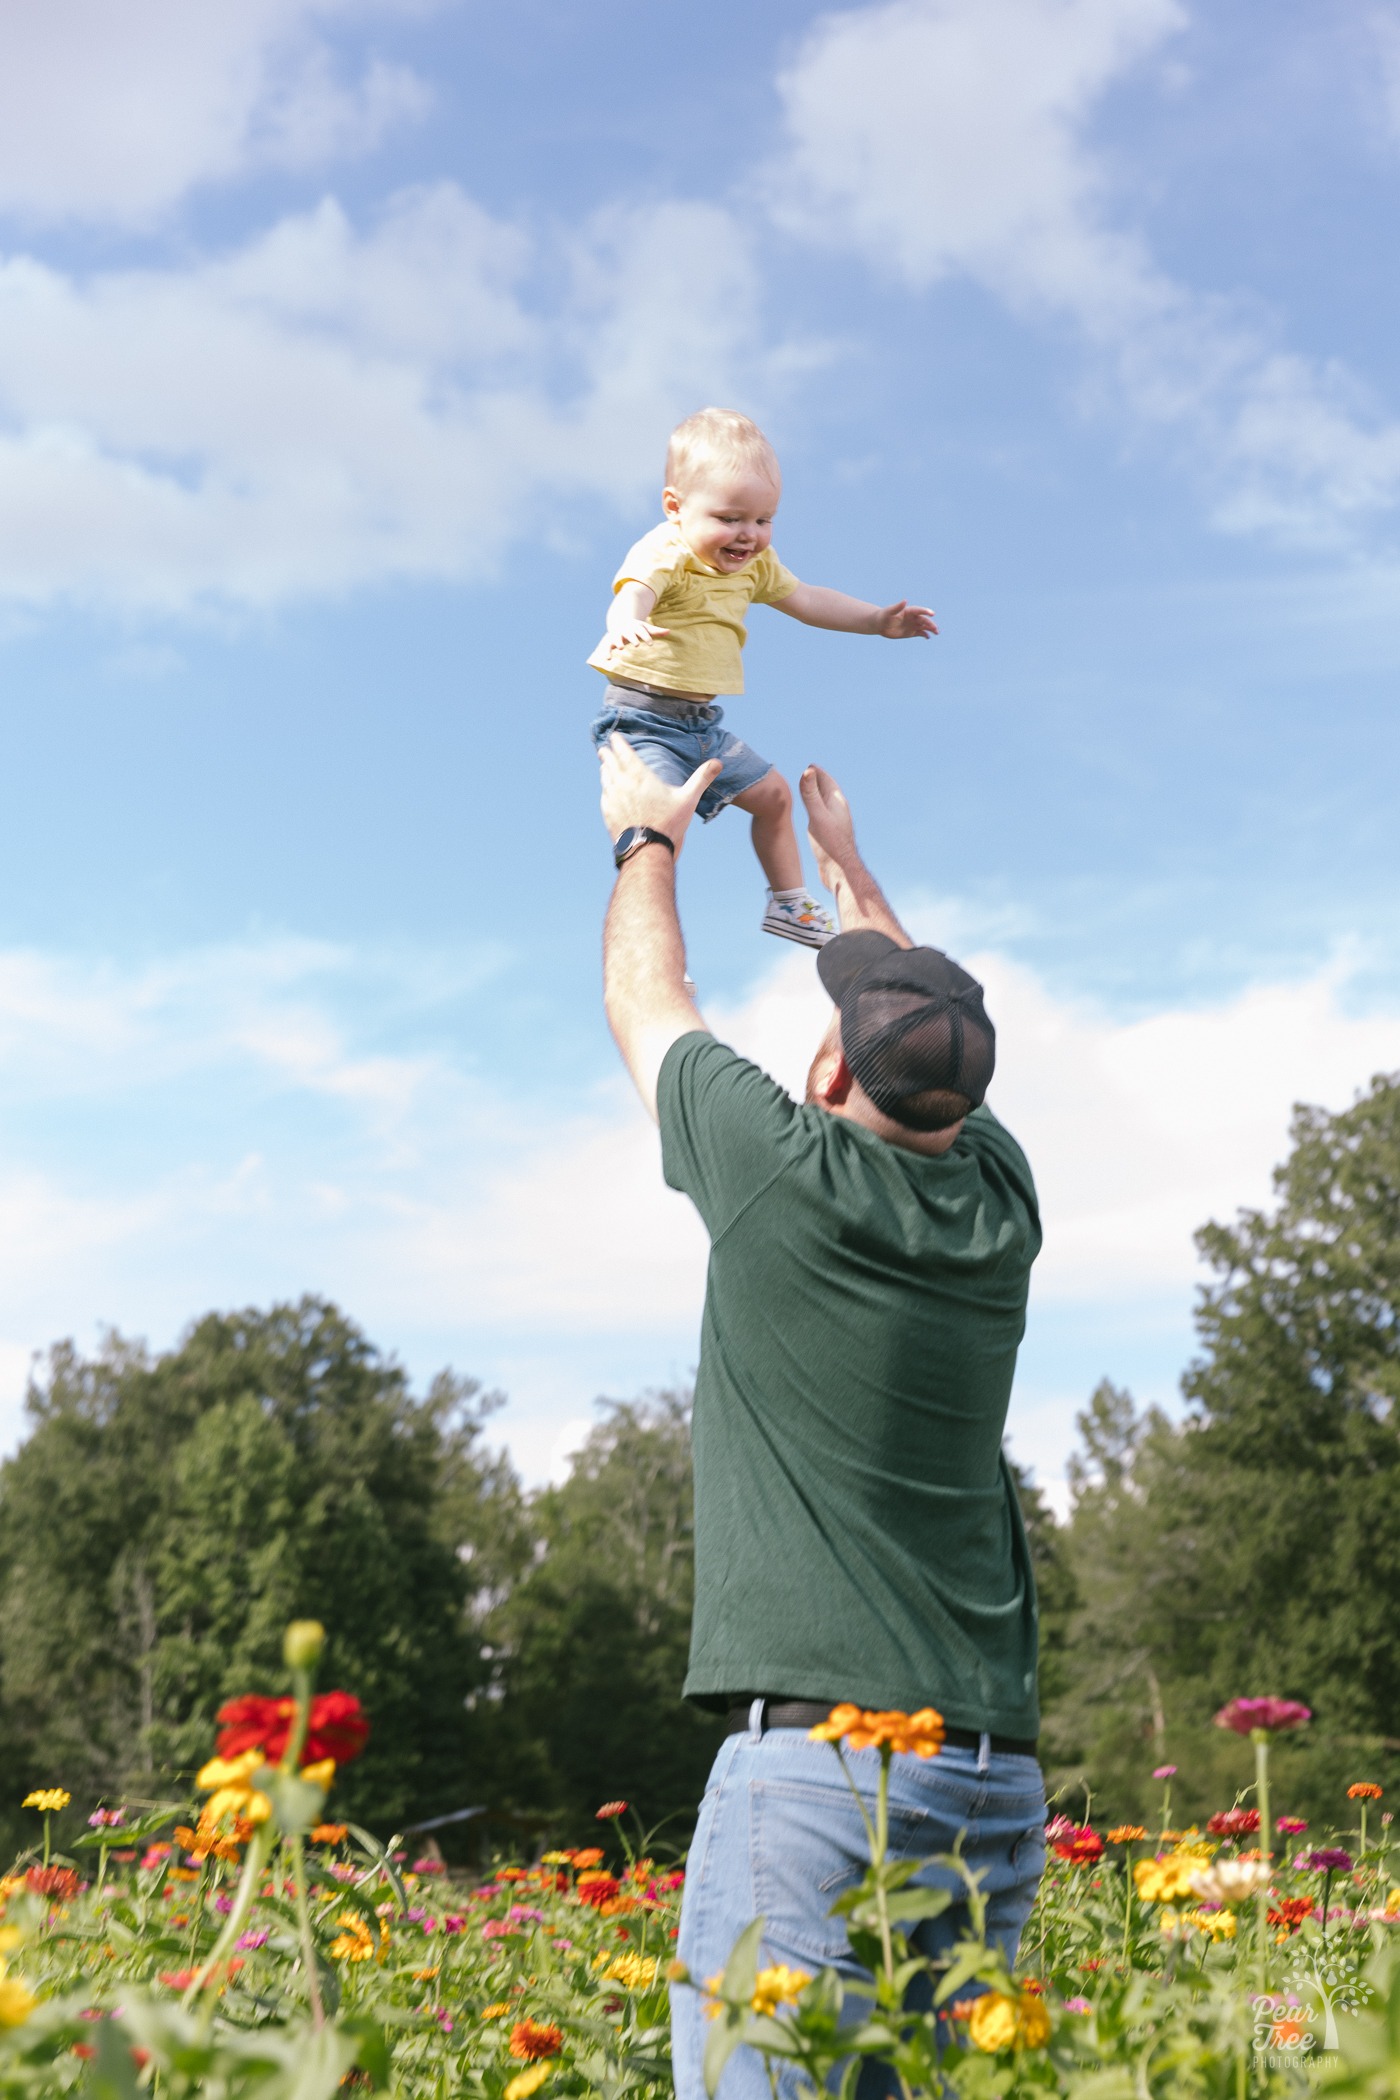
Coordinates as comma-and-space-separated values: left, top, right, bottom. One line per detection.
1213, 1698, 1311, 1736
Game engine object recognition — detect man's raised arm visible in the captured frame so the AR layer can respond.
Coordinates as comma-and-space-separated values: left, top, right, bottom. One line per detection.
600, 735, 721, 1119
798, 764, 912, 947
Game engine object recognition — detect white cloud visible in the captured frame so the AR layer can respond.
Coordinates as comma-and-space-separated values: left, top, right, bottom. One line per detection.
0, 187, 788, 610
768, 0, 1400, 545
0, 924, 1395, 1489
0, 0, 429, 226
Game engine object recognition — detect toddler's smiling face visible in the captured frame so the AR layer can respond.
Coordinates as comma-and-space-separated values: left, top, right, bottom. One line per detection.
663, 464, 780, 573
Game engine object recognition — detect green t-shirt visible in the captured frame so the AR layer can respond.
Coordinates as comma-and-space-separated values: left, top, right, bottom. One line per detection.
658, 1032, 1043, 1737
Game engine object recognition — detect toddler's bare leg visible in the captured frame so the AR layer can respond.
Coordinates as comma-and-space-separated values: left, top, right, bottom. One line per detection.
732, 769, 804, 893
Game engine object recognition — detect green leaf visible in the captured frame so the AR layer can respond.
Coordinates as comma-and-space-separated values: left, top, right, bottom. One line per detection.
703, 2008, 746, 2098
82, 2019, 143, 2100
345, 1824, 408, 1911
259, 1768, 328, 1838
720, 1916, 764, 2005
282, 2024, 364, 2100
883, 1887, 955, 1927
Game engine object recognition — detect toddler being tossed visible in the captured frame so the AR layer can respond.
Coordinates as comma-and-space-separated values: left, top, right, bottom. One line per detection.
588, 407, 936, 946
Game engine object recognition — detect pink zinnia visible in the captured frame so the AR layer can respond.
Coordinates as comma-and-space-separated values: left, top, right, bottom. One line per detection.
1213, 1698, 1311, 1736
1152, 1765, 1177, 1779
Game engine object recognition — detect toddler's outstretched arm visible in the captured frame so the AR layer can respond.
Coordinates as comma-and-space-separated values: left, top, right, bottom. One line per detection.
601, 579, 670, 655
773, 583, 937, 639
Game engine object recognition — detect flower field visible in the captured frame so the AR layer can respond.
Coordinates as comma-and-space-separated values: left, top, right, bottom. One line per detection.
4, 1644, 1400, 2099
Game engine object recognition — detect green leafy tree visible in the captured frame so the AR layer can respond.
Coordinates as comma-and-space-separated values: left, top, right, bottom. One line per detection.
1047, 1072, 1400, 1824
484, 1390, 724, 1842
0, 1298, 524, 1844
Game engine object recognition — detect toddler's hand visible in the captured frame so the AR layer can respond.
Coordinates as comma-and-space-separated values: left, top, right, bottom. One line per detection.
605, 620, 671, 653
876, 600, 938, 640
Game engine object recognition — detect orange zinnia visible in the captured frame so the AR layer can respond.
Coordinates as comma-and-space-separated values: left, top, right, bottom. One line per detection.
1348, 1784, 1383, 1801
1108, 1826, 1147, 1843
808, 1704, 945, 1758
509, 2021, 563, 2062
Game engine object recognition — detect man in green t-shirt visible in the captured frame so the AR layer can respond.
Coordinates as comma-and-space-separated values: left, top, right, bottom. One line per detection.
599, 736, 1047, 2100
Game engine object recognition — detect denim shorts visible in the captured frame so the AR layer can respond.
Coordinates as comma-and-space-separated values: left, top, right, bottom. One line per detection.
590, 692, 773, 822
671, 1717, 1047, 2100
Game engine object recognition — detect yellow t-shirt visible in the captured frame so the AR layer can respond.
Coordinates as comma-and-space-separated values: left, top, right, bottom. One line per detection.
586, 522, 799, 695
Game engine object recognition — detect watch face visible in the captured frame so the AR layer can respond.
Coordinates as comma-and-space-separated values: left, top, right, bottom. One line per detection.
614, 826, 640, 866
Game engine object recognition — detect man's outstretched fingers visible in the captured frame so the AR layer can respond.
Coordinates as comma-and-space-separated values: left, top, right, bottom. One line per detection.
680, 757, 723, 810
599, 735, 722, 855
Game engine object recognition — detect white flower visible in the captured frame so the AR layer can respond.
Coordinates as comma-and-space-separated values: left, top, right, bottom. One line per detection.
1190, 1860, 1273, 1905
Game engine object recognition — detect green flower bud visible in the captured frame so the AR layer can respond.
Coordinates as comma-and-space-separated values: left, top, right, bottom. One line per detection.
283, 1620, 326, 1670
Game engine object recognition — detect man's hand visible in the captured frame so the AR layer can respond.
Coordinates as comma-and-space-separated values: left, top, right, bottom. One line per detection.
600, 734, 720, 856
799, 764, 859, 894
799, 764, 910, 947
875, 599, 938, 639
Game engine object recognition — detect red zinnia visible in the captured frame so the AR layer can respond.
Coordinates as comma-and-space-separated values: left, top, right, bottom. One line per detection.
1052, 1825, 1104, 1866
1206, 1808, 1261, 1837
1268, 1897, 1316, 1934
509, 2020, 563, 2061
575, 1871, 622, 1908
596, 1800, 628, 1820
27, 1865, 81, 1901
215, 1689, 369, 1766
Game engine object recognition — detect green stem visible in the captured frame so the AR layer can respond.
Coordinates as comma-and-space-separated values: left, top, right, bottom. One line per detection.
1122, 1845, 1133, 1965
42, 1813, 51, 1869
1160, 1782, 1172, 1840
1253, 1732, 1271, 1995
183, 1820, 274, 2018
1321, 1868, 1332, 1943
281, 1666, 313, 1775
290, 1833, 325, 2027
832, 1745, 879, 1861
873, 1750, 894, 1991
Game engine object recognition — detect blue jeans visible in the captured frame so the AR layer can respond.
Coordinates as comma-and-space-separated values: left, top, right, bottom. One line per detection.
590, 696, 772, 822
672, 1713, 1047, 2100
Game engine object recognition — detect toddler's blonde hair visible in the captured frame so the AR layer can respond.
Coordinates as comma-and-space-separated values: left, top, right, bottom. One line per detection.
665, 407, 780, 494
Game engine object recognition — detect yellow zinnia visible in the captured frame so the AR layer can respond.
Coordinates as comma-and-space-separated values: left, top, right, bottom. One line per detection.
21, 1790, 69, 1814
596, 1952, 660, 1990
968, 1991, 1050, 2052
0, 1975, 35, 2027
750, 1965, 811, 2016
196, 1750, 272, 1832
1134, 1854, 1202, 1904
504, 2068, 550, 2100
328, 1911, 388, 1963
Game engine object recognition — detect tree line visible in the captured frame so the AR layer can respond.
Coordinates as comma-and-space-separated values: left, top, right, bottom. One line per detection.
0, 1070, 1396, 1857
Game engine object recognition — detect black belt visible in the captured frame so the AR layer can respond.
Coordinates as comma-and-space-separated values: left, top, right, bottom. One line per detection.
725, 1699, 1037, 1758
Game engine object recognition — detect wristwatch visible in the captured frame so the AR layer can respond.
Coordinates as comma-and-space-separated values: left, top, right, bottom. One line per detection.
613, 825, 676, 868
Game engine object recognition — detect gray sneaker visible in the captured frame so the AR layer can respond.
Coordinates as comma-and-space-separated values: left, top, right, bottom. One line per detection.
761, 891, 837, 947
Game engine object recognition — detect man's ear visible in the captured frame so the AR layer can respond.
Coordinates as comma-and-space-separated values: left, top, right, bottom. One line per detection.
811, 1045, 855, 1110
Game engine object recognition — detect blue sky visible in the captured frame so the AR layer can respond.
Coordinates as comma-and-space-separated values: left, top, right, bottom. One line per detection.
0, 0, 1397, 1497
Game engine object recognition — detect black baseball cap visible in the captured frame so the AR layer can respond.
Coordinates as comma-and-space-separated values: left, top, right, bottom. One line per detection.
816, 931, 995, 1132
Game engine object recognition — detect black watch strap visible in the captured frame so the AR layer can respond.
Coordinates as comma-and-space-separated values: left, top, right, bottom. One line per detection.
613, 825, 676, 869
